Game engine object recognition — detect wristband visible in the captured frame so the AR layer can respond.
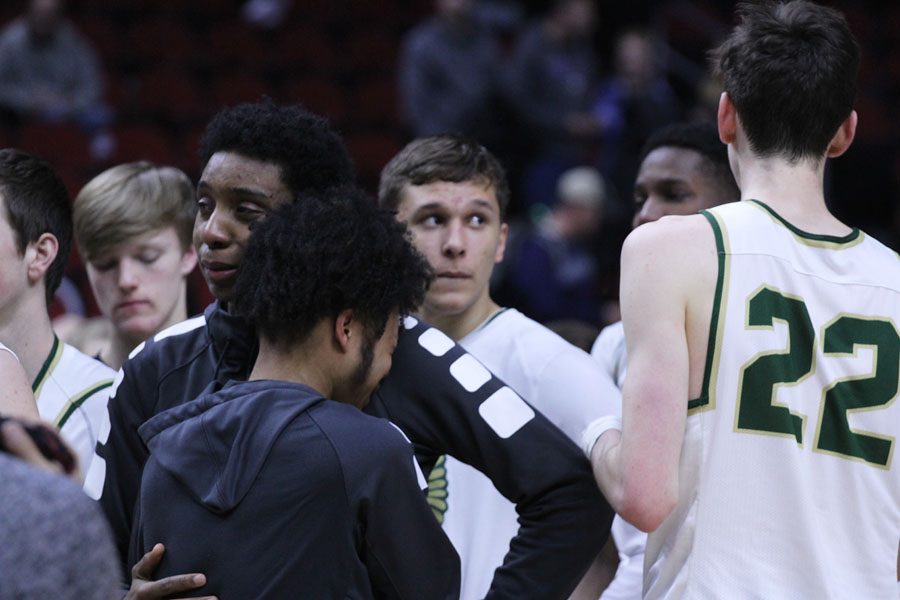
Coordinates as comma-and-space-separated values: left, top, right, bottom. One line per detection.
581, 415, 623, 458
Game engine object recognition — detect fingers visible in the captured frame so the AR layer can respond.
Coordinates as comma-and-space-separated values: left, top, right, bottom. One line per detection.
137, 573, 209, 599
129, 545, 213, 600
0, 420, 62, 475
132, 543, 165, 580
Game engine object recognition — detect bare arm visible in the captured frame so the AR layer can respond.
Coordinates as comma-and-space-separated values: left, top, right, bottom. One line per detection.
591, 218, 708, 532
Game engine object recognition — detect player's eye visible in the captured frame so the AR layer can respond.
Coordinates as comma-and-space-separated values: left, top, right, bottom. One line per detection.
420, 214, 442, 227
235, 203, 267, 222
197, 196, 213, 217
91, 259, 117, 272
137, 250, 162, 265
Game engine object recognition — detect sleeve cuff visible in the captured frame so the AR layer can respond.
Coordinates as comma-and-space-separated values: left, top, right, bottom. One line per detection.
581, 416, 623, 458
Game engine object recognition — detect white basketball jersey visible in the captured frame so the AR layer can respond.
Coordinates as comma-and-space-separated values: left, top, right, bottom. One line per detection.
645, 200, 900, 599
35, 338, 115, 479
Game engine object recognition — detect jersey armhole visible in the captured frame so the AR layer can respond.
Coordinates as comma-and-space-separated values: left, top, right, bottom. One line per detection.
687, 210, 729, 414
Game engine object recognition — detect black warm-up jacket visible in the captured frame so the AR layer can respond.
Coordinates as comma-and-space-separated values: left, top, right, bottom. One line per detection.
92, 302, 613, 599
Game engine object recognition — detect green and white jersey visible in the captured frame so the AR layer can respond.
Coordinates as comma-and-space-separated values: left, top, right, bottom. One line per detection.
34, 337, 115, 480
645, 200, 900, 600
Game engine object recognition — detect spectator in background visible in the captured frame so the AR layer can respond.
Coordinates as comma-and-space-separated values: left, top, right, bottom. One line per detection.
505, 0, 600, 210
593, 29, 682, 213
70, 162, 198, 370
590, 121, 740, 600
503, 166, 606, 326
0, 0, 112, 158
0, 148, 114, 478
398, 0, 503, 148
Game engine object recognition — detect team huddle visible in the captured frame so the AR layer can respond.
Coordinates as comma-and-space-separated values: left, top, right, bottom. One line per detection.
0, 1, 897, 599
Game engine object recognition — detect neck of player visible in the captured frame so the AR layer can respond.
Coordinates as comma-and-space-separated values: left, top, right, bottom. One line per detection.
417, 294, 501, 342
248, 326, 338, 400
0, 289, 55, 386
737, 156, 853, 237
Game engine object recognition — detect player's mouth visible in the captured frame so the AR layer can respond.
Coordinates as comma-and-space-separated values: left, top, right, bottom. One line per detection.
436, 271, 471, 279
114, 299, 151, 315
201, 260, 238, 282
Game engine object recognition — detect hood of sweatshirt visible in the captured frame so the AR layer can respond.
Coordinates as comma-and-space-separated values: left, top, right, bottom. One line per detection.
138, 379, 326, 514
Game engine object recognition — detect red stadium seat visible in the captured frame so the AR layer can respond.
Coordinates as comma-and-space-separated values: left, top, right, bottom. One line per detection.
128, 19, 198, 67
20, 123, 92, 170
344, 132, 403, 185
110, 124, 177, 166
205, 22, 267, 67
274, 26, 338, 72
343, 31, 398, 73
350, 77, 400, 128
211, 72, 272, 108
281, 78, 347, 125
136, 68, 210, 126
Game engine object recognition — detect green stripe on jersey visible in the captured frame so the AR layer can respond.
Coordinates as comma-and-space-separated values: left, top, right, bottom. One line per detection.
32, 336, 63, 396
688, 210, 729, 413
748, 200, 862, 248
55, 379, 114, 429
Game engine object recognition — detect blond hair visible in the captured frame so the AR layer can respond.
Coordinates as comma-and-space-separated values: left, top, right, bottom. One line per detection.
74, 162, 195, 262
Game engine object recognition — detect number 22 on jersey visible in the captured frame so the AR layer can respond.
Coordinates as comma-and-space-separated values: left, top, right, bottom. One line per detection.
734, 285, 899, 468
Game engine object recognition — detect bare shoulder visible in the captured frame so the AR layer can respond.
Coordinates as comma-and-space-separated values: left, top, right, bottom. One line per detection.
622, 214, 717, 290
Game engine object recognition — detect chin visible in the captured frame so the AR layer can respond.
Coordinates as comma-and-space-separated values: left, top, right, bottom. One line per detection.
116, 318, 162, 343
424, 298, 472, 320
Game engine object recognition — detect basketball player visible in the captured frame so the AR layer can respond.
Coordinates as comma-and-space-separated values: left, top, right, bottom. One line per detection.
380, 135, 621, 600
588, 2, 900, 597
590, 121, 739, 600
88, 101, 608, 599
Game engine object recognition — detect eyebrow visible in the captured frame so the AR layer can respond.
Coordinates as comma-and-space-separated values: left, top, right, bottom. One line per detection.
413, 199, 497, 213
197, 181, 273, 200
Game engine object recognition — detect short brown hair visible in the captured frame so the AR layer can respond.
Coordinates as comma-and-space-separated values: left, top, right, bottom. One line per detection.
378, 135, 510, 218
73, 162, 195, 262
711, 0, 859, 162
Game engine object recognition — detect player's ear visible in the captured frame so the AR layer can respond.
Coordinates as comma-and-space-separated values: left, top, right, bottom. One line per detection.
179, 244, 198, 276
826, 110, 857, 158
495, 222, 508, 264
334, 309, 355, 353
717, 92, 737, 145
26, 233, 58, 287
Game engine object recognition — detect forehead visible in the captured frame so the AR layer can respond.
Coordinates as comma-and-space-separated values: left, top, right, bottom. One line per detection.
398, 179, 499, 212
93, 226, 182, 257
637, 146, 709, 185
199, 152, 289, 198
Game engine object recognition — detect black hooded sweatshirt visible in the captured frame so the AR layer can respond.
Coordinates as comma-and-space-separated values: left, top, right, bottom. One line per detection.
90, 303, 612, 599
131, 379, 459, 600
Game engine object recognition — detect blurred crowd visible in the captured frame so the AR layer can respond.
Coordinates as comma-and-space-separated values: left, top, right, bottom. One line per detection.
0, 0, 897, 331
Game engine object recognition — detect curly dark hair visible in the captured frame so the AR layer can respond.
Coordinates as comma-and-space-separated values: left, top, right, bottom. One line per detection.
711, 1, 859, 161
378, 135, 510, 218
231, 185, 433, 349
200, 100, 355, 195
640, 121, 739, 202
0, 148, 71, 305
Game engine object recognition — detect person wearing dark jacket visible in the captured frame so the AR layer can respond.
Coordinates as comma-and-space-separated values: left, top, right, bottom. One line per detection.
86, 101, 613, 600
130, 189, 458, 599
